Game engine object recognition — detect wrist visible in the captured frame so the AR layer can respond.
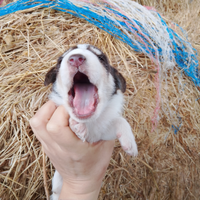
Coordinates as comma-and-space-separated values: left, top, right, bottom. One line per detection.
59, 180, 102, 200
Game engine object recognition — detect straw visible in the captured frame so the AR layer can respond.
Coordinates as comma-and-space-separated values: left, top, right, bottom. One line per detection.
0, 0, 200, 199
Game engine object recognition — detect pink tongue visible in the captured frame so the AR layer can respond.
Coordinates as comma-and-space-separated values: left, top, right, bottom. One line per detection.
73, 83, 96, 116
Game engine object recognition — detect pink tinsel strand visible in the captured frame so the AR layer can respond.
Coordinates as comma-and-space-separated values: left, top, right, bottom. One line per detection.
102, 0, 162, 130
0, 0, 4, 5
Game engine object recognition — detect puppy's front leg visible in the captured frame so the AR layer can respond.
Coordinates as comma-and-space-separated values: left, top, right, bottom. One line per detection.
115, 117, 138, 156
69, 118, 87, 142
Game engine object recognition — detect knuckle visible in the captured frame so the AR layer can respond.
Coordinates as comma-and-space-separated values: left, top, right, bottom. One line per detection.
29, 116, 42, 129
46, 123, 60, 134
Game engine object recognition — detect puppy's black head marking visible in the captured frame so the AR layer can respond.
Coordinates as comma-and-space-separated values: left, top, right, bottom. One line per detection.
87, 45, 112, 74
87, 45, 126, 93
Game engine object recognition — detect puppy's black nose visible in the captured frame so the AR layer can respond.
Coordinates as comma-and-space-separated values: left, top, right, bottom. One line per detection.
68, 54, 86, 67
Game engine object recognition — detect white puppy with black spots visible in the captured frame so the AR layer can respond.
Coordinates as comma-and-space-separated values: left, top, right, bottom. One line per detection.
44, 44, 138, 200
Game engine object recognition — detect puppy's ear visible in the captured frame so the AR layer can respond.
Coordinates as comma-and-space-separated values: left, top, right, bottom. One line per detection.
44, 67, 58, 86
44, 56, 62, 86
112, 67, 126, 93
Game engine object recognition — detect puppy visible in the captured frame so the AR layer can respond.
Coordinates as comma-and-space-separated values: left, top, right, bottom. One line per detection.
44, 44, 138, 200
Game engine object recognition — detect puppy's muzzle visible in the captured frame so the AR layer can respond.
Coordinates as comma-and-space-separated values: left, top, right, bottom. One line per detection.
68, 54, 86, 68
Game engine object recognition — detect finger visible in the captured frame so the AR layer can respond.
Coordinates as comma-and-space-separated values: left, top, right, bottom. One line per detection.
46, 105, 76, 144
30, 100, 57, 139
47, 105, 69, 128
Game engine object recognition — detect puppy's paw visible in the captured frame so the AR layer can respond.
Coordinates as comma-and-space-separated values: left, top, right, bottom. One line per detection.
69, 118, 87, 142
117, 133, 138, 157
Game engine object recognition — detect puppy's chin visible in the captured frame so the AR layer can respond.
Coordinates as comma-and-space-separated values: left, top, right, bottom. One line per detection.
67, 109, 96, 123
65, 103, 99, 123
73, 108, 96, 120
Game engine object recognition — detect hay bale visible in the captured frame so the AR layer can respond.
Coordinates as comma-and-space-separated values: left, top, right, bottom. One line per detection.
0, 0, 200, 199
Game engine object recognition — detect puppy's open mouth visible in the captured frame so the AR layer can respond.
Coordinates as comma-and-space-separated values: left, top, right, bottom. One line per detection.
68, 71, 99, 119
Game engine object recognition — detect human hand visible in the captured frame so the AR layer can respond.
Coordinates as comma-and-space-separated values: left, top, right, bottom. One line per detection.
30, 101, 115, 200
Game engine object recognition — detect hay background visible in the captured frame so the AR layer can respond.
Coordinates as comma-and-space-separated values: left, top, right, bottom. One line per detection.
0, 0, 200, 199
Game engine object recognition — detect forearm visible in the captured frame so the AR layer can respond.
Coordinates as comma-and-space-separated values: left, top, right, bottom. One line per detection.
59, 181, 101, 200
